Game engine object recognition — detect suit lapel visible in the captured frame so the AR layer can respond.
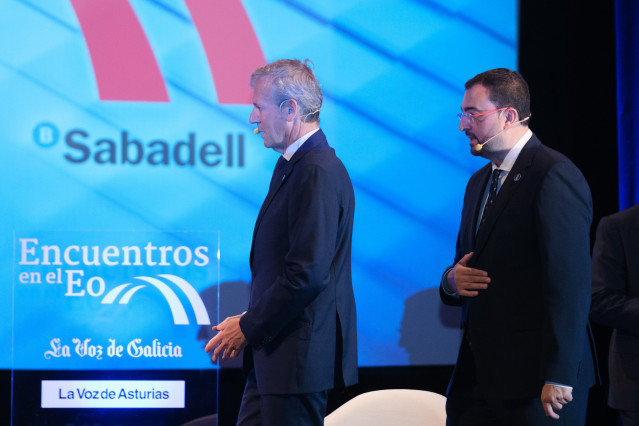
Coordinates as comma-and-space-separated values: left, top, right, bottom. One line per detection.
254, 159, 292, 225
472, 136, 541, 255
250, 129, 328, 267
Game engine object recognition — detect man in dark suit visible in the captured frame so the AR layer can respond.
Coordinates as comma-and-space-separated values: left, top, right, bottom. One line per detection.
440, 68, 597, 425
591, 204, 639, 426
205, 59, 357, 426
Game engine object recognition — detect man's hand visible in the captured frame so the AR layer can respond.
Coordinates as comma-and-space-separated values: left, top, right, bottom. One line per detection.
447, 252, 490, 296
204, 313, 247, 362
541, 384, 573, 419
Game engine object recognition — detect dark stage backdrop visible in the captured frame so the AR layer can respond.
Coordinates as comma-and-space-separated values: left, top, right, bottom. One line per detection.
616, 0, 639, 209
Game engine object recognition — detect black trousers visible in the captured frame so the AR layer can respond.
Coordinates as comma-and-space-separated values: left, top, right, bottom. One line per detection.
236, 369, 329, 426
618, 409, 639, 426
446, 337, 590, 426
446, 386, 590, 426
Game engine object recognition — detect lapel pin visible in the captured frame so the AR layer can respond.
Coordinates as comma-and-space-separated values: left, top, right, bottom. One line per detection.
514, 173, 522, 182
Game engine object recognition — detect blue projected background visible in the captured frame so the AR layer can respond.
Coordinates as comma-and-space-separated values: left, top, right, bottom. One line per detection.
1, 0, 517, 369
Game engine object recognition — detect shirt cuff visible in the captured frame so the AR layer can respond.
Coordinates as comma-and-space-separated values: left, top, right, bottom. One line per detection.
545, 382, 573, 390
441, 266, 456, 295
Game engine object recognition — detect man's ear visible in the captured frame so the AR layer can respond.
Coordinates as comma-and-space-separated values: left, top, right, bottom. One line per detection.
504, 108, 519, 127
285, 99, 299, 122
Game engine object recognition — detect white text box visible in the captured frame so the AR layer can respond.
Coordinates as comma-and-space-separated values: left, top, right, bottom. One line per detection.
41, 380, 185, 408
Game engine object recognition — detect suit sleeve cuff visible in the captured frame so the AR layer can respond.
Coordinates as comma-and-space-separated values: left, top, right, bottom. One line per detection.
441, 266, 456, 295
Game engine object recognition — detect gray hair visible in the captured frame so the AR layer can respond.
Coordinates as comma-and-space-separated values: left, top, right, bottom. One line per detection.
250, 59, 322, 123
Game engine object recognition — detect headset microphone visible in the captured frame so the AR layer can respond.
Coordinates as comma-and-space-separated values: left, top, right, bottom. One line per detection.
253, 128, 260, 134
472, 131, 501, 153
472, 116, 530, 153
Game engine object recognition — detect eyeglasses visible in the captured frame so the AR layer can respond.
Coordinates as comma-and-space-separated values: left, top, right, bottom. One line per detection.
457, 107, 509, 123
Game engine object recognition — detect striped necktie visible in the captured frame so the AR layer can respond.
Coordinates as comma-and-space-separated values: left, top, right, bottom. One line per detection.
479, 169, 502, 228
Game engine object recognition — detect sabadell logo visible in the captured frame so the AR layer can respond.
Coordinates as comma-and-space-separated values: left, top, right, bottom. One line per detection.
31, 0, 265, 167
33, 124, 246, 168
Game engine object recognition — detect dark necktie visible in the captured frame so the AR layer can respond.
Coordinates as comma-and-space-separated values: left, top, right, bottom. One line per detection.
480, 169, 502, 228
269, 156, 288, 192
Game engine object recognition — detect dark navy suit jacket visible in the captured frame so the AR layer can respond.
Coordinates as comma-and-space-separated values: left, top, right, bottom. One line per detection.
239, 129, 358, 394
591, 204, 639, 410
440, 134, 597, 399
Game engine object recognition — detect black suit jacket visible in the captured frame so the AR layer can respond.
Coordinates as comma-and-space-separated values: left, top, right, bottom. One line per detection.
591, 204, 639, 410
440, 134, 597, 399
239, 129, 358, 394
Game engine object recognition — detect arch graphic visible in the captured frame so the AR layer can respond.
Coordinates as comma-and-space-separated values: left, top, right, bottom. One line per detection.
101, 275, 210, 325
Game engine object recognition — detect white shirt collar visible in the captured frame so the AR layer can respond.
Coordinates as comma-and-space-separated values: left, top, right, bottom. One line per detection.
493, 129, 533, 172
283, 128, 320, 161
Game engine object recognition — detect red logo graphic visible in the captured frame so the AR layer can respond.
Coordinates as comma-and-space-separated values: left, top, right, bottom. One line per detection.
70, 0, 265, 104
